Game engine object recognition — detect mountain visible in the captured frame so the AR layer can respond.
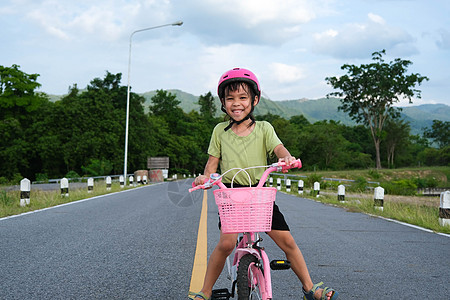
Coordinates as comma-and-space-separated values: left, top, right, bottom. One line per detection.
49, 89, 449, 135
141, 90, 449, 134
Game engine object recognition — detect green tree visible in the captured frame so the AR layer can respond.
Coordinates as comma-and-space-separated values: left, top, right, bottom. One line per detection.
383, 118, 411, 168
0, 64, 47, 121
0, 65, 49, 179
149, 90, 184, 134
197, 92, 218, 124
423, 120, 449, 148
325, 50, 428, 169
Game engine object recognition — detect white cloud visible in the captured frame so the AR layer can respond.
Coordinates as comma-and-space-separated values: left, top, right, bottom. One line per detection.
368, 13, 385, 25
269, 63, 305, 84
312, 13, 416, 59
436, 28, 450, 50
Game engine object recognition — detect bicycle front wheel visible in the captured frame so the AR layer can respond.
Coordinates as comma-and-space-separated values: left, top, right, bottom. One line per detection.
236, 254, 267, 300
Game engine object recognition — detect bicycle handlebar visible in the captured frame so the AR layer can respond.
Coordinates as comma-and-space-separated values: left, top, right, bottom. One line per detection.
189, 159, 302, 192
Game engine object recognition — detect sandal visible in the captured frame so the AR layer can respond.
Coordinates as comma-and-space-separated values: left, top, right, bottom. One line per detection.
303, 282, 338, 300
188, 291, 210, 300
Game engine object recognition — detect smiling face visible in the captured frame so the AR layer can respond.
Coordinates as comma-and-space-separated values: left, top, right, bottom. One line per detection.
222, 82, 259, 123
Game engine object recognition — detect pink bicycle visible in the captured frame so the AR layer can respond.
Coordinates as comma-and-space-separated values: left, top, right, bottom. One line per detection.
190, 159, 302, 300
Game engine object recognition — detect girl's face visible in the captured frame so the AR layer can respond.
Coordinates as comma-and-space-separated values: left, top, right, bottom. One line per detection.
223, 83, 258, 122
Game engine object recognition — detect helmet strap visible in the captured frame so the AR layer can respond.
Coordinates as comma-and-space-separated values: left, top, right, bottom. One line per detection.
222, 105, 255, 132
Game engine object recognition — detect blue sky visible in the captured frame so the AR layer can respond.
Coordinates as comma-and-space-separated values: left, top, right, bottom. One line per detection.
1, 0, 449, 106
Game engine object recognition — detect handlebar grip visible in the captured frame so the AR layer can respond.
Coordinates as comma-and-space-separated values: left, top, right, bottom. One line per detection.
189, 185, 203, 192
279, 159, 302, 170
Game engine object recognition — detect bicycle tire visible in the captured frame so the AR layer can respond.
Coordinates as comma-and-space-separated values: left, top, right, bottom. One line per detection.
236, 254, 266, 300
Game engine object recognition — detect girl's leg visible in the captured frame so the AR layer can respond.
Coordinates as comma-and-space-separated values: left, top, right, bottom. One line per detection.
194, 232, 238, 299
267, 230, 334, 300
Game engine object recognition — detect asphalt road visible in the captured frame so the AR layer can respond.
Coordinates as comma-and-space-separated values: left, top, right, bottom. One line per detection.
1, 179, 449, 299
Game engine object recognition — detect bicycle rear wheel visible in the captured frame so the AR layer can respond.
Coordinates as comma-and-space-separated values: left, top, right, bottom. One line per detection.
236, 254, 267, 300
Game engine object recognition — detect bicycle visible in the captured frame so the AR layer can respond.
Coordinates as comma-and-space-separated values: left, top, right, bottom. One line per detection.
189, 159, 302, 300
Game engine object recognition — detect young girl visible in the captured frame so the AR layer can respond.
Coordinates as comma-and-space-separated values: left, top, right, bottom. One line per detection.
192, 68, 338, 300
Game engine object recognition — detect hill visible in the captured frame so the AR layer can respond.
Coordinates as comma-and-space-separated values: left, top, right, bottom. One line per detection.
140, 90, 449, 134
49, 89, 449, 135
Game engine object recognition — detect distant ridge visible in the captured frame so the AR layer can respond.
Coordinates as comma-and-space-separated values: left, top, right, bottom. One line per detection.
49, 89, 450, 135
139, 89, 449, 134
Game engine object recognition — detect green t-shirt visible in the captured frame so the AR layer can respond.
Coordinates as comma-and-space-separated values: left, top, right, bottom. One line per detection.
208, 121, 282, 185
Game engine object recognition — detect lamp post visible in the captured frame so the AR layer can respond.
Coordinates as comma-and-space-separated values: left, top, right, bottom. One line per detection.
123, 21, 183, 182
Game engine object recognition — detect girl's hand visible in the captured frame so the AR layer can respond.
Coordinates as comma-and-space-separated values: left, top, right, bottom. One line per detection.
279, 157, 296, 173
194, 175, 208, 186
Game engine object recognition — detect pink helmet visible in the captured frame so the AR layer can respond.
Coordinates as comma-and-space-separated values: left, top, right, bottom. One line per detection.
217, 68, 261, 99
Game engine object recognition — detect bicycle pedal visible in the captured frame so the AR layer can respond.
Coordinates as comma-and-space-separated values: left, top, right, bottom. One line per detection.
270, 259, 291, 270
211, 288, 231, 300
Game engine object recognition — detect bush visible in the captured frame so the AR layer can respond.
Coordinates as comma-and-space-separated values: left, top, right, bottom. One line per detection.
367, 169, 381, 180
65, 171, 80, 179
306, 173, 322, 188
11, 173, 23, 185
35, 173, 49, 182
350, 176, 367, 193
382, 179, 417, 196
415, 176, 439, 189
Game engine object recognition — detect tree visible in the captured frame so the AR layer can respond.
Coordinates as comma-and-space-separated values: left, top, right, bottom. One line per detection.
197, 92, 217, 124
383, 118, 411, 168
0, 64, 47, 121
423, 120, 449, 148
149, 89, 184, 134
0, 65, 49, 179
325, 50, 428, 169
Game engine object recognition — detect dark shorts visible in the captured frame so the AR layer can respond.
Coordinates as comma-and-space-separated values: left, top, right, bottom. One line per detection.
218, 182, 290, 231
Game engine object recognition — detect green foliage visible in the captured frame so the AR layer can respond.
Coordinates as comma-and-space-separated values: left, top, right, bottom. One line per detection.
0, 63, 446, 182
367, 169, 381, 180
81, 159, 113, 177
65, 171, 80, 179
352, 176, 368, 192
306, 173, 322, 188
382, 179, 418, 196
423, 120, 449, 148
35, 173, 48, 182
326, 49, 429, 169
415, 176, 439, 189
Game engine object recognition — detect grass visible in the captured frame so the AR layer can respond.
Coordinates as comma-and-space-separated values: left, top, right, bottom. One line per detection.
294, 166, 450, 187
0, 181, 136, 219
283, 188, 450, 235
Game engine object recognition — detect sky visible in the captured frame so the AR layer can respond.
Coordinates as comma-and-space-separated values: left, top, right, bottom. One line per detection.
1, 0, 449, 106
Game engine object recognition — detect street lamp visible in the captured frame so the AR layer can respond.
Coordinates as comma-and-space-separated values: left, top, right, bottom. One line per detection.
123, 21, 183, 182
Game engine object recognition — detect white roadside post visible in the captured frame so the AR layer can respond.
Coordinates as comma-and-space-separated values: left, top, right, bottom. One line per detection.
286, 179, 291, 192
338, 184, 345, 202
119, 175, 125, 188
143, 175, 148, 185
314, 182, 320, 197
439, 191, 450, 227
20, 178, 31, 207
277, 178, 281, 191
298, 180, 304, 195
137, 175, 141, 185
106, 176, 112, 191
60, 178, 69, 197
129, 176, 134, 186
374, 186, 384, 211
269, 177, 273, 187
87, 178, 94, 193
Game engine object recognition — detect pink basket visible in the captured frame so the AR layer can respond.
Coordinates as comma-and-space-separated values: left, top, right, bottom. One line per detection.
214, 187, 277, 234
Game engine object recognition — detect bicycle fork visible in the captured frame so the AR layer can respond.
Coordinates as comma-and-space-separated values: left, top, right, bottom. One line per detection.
232, 233, 273, 299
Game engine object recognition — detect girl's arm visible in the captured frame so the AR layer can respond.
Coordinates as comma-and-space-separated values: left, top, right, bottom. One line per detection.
194, 155, 220, 186
274, 144, 296, 165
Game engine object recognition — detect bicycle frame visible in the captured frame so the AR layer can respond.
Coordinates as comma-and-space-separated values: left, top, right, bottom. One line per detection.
190, 159, 302, 300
